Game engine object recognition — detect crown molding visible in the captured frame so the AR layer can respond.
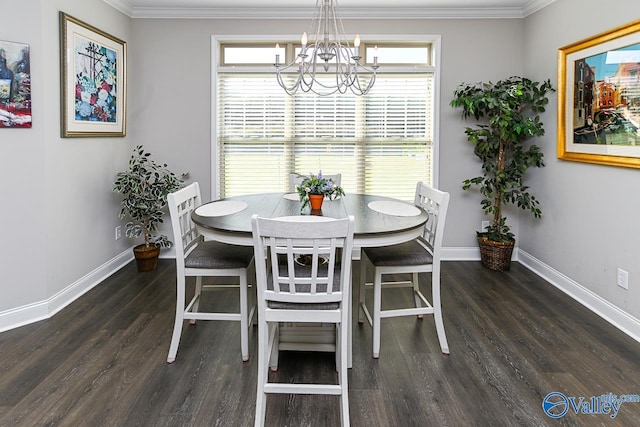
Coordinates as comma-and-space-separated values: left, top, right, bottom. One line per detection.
103, 0, 134, 17
523, 0, 556, 16
102, 0, 555, 19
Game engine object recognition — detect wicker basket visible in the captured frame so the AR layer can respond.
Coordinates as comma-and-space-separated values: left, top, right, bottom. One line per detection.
477, 233, 515, 271
133, 243, 161, 272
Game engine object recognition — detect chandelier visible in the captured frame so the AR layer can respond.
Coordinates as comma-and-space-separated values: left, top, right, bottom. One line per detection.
275, 0, 378, 96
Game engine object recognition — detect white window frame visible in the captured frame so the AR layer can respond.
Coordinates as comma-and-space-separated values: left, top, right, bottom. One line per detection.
211, 34, 441, 200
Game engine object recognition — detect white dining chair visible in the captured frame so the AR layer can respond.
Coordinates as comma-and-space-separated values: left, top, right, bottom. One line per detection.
166, 182, 255, 363
288, 172, 342, 192
251, 214, 354, 427
358, 182, 450, 358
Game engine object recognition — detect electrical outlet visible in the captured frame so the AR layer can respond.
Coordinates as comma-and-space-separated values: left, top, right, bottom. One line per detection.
481, 221, 490, 231
115, 225, 122, 241
617, 268, 629, 290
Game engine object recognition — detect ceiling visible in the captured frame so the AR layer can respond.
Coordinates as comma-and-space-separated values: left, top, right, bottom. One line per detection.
102, 0, 556, 19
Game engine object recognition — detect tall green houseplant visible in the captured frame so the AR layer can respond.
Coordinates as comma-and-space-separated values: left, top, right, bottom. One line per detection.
451, 76, 554, 268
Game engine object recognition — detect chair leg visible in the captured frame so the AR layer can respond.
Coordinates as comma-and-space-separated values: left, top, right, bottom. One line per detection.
432, 269, 449, 354
335, 323, 341, 371
338, 322, 350, 427
190, 276, 203, 325
249, 262, 258, 327
347, 260, 353, 369
372, 270, 382, 359
358, 257, 367, 324
240, 272, 250, 362
412, 272, 424, 319
167, 275, 186, 363
268, 323, 279, 372
254, 318, 269, 427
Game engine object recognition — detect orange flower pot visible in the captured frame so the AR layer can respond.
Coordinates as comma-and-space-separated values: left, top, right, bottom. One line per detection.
309, 194, 324, 210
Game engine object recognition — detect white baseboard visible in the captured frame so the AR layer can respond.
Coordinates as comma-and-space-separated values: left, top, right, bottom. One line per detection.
0, 249, 133, 333
442, 246, 480, 261
518, 250, 640, 343
441, 245, 518, 261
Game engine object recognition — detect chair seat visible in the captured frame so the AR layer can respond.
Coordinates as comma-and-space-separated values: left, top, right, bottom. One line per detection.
185, 240, 254, 269
363, 238, 433, 267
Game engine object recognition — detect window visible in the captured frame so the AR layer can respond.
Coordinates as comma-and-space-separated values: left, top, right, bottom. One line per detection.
215, 39, 438, 202
222, 44, 281, 65
365, 44, 431, 65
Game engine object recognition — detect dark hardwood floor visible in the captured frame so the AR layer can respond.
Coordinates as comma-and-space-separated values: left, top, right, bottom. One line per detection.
1, 259, 639, 426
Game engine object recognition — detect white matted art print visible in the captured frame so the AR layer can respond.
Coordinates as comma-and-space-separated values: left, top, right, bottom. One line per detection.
60, 12, 126, 137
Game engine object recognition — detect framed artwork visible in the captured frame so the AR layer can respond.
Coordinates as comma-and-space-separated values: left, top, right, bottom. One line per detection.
60, 12, 126, 137
558, 19, 640, 168
0, 40, 31, 128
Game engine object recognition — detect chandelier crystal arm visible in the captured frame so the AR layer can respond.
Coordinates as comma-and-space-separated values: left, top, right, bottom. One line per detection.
274, 0, 378, 97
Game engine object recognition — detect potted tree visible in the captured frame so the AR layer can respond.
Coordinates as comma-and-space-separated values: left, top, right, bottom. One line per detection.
113, 145, 183, 272
451, 76, 554, 271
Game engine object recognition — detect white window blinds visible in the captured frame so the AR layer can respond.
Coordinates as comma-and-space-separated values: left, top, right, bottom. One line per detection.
217, 73, 433, 201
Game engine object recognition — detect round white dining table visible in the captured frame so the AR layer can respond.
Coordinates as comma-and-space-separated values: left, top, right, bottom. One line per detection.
191, 192, 429, 368
191, 192, 429, 250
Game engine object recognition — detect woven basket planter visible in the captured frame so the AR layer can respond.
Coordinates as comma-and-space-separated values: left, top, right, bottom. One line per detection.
477, 233, 515, 271
133, 243, 161, 272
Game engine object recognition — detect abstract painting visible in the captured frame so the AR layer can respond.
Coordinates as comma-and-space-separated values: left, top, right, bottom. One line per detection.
0, 40, 31, 128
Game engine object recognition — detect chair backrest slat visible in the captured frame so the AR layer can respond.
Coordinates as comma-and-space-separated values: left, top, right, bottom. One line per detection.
252, 215, 354, 305
414, 181, 450, 259
168, 183, 202, 266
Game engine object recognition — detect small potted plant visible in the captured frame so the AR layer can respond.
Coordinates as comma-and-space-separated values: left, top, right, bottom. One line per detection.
113, 145, 183, 272
295, 171, 345, 210
450, 76, 554, 271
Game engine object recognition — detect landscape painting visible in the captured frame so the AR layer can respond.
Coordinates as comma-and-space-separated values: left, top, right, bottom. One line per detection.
571, 45, 640, 146
558, 20, 640, 168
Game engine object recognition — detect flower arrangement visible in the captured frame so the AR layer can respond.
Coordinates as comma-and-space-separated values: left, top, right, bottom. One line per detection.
295, 171, 345, 210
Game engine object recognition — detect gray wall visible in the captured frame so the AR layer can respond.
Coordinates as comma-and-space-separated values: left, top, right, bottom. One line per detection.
0, 0, 133, 317
1, 0, 639, 332
521, 0, 640, 319
2, 0, 47, 312
130, 17, 525, 247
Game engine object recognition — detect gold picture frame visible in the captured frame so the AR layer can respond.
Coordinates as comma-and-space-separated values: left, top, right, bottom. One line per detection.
557, 19, 640, 168
60, 12, 126, 137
